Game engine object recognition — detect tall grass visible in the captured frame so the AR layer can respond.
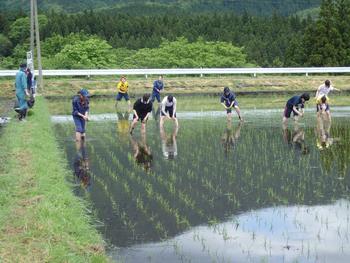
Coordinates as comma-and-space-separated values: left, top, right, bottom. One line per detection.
0, 96, 108, 262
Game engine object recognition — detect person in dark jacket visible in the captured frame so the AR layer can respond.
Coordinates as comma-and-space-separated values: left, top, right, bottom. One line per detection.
151, 75, 164, 103
26, 68, 33, 94
72, 89, 89, 141
221, 87, 243, 121
129, 94, 153, 135
282, 93, 310, 125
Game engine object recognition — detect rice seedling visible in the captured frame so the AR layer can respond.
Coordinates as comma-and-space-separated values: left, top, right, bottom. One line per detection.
51, 106, 350, 262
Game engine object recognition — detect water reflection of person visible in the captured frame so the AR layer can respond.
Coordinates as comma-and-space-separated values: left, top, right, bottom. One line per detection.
73, 140, 91, 190
282, 122, 309, 155
130, 133, 153, 171
152, 104, 161, 122
221, 119, 242, 156
316, 113, 333, 150
160, 124, 178, 160
116, 111, 130, 137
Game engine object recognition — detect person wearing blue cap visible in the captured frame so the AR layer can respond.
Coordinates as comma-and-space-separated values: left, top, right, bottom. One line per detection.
15, 63, 30, 121
72, 89, 90, 141
221, 87, 243, 121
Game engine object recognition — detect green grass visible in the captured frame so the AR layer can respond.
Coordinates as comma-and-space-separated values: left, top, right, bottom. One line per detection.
0, 97, 109, 262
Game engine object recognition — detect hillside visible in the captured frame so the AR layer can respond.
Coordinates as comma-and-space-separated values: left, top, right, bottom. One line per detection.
0, 0, 321, 16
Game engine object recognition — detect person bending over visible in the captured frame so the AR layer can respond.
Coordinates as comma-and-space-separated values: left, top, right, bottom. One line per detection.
282, 93, 310, 125
72, 89, 89, 141
129, 94, 153, 135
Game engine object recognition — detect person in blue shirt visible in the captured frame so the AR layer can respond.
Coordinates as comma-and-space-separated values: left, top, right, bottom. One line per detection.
72, 89, 90, 141
151, 75, 164, 103
282, 93, 310, 125
221, 87, 243, 121
15, 63, 30, 121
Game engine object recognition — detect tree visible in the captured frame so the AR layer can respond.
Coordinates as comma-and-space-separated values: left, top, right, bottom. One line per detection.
8, 15, 48, 45
41, 33, 90, 57
53, 38, 115, 69
335, 0, 350, 65
0, 34, 12, 56
121, 37, 253, 68
303, 0, 342, 66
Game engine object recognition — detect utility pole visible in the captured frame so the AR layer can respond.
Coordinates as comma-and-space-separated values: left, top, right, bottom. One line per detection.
33, 0, 43, 91
30, 0, 34, 60
29, 0, 35, 83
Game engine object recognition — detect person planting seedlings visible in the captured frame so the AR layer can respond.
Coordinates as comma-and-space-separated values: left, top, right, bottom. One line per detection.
282, 93, 310, 125
316, 96, 331, 120
129, 93, 153, 135
72, 88, 89, 141
315, 80, 340, 120
160, 94, 179, 128
220, 87, 243, 121
115, 75, 131, 111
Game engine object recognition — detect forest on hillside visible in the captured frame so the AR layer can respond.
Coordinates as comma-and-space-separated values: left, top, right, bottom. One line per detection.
0, 0, 349, 69
0, 0, 321, 16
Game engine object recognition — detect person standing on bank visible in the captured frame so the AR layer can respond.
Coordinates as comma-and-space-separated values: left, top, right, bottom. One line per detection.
26, 68, 33, 94
129, 94, 153, 135
221, 87, 243, 121
151, 75, 164, 103
15, 63, 30, 121
116, 75, 131, 111
160, 95, 178, 128
72, 89, 90, 141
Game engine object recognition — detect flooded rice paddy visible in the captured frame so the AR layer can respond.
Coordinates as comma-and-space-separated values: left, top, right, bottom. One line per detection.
53, 102, 350, 263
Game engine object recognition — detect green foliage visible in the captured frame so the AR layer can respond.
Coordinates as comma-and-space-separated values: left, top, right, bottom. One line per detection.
121, 37, 252, 68
0, 0, 321, 16
8, 15, 48, 45
303, 0, 350, 66
2, 0, 350, 68
41, 33, 90, 57
53, 37, 115, 69
0, 33, 12, 56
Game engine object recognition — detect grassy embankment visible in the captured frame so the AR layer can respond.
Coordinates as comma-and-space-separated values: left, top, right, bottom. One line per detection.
0, 96, 108, 262
1, 75, 350, 98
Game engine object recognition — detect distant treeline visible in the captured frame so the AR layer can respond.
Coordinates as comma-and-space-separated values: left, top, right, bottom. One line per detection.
0, 0, 321, 16
0, 0, 349, 69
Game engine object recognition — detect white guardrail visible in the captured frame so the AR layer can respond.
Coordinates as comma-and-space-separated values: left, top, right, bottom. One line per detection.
1, 67, 350, 77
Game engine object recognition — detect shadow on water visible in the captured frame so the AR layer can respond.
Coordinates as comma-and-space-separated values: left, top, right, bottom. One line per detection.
54, 112, 350, 262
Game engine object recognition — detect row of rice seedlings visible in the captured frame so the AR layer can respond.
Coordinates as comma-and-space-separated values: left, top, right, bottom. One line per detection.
88, 145, 167, 239
56, 118, 350, 244
177, 121, 347, 210
87, 168, 148, 244
89, 134, 192, 238
97, 128, 209, 220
